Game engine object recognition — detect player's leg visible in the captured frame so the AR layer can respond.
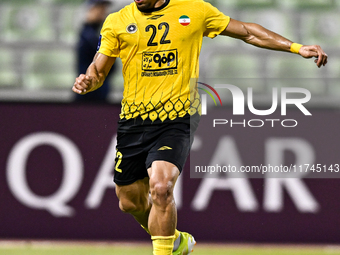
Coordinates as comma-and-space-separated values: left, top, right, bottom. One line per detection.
114, 128, 153, 232
115, 177, 151, 233
115, 120, 197, 254
148, 161, 179, 236
147, 160, 179, 255
144, 120, 198, 255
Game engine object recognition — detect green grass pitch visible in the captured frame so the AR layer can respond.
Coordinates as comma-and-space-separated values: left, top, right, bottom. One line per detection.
0, 242, 340, 255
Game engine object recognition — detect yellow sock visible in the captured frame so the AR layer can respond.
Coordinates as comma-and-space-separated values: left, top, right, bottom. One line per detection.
142, 225, 179, 239
151, 235, 175, 255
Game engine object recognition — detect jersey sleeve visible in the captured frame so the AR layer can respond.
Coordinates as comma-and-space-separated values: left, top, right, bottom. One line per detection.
98, 14, 120, 57
203, 2, 230, 39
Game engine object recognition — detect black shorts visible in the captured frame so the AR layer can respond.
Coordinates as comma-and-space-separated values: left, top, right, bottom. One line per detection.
114, 120, 196, 186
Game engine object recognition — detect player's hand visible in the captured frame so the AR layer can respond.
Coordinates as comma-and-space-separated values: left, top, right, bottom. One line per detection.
299, 45, 328, 68
72, 74, 95, 94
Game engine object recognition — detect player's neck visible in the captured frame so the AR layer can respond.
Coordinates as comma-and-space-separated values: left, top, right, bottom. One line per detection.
142, 0, 170, 13
154, 0, 166, 8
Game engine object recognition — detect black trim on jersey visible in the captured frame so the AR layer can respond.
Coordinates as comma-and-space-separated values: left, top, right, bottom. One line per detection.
142, 0, 170, 13
118, 113, 200, 133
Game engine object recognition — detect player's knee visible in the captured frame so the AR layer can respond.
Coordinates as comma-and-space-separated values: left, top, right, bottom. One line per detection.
118, 195, 149, 215
119, 198, 140, 214
149, 180, 174, 206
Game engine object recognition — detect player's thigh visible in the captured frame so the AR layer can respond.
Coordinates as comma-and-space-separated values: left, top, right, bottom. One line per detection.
145, 122, 191, 174
114, 131, 149, 186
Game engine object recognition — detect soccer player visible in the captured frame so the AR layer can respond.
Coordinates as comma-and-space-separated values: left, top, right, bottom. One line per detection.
72, 0, 328, 254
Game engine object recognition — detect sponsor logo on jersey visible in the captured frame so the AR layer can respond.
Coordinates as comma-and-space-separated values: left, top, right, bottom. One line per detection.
126, 23, 138, 34
158, 146, 172, 151
147, 14, 164, 20
142, 49, 178, 71
179, 15, 190, 26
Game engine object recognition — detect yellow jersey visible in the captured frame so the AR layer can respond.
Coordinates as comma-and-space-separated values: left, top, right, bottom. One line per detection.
98, 0, 230, 124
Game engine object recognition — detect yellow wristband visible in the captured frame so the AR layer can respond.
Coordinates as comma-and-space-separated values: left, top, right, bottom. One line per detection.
290, 43, 303, 54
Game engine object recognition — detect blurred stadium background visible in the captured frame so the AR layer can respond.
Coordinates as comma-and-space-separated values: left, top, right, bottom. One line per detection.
1, 0, 340, 254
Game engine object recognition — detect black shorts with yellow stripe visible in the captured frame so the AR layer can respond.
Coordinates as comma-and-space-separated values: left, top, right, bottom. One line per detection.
114, 113, 199, 186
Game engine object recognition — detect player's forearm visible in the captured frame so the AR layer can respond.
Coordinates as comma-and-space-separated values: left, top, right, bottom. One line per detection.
222, 19, 297, 53
221, 19, 327, 67
242, 23, 293, 52
85, 62, 106, 92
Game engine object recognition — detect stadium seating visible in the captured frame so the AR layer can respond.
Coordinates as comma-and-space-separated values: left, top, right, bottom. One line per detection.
215, 0, 276, 10
23, 50, 75, 89
300, 11, 340, 47
0, 50, 19, 88
58, 5, 84, 44
238, 10, 294, 40
233, 0, 277, 9
51, 0, 84, 4
279, 0, 336, 9
1, 3, 54, 42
